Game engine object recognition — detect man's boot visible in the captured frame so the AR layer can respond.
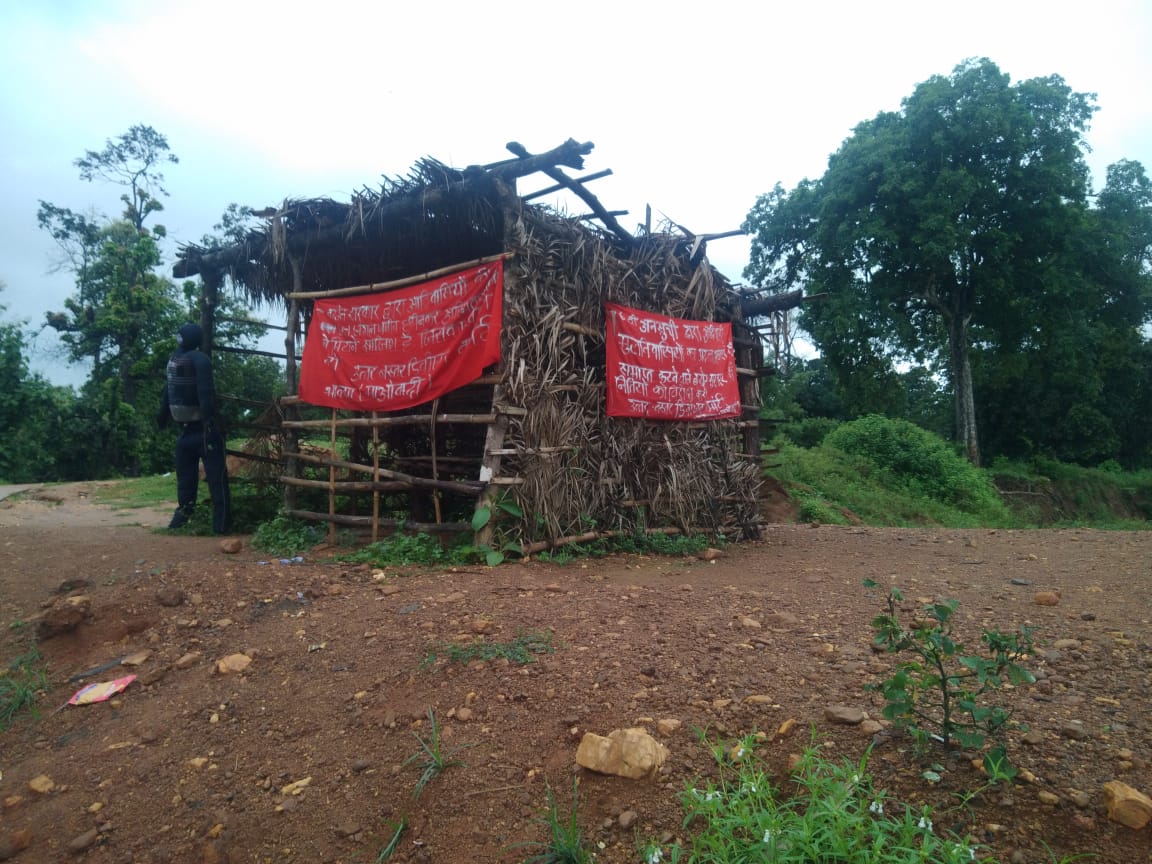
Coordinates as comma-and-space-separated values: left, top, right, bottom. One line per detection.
168, 504, 194, 530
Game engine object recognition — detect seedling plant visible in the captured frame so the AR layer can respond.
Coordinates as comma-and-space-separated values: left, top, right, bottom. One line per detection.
405, 708, 472, 799
863, 579, 1034, 770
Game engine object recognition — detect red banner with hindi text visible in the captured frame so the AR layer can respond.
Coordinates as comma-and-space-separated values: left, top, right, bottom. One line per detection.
298, 260, 502, 411
605, 302, 741, 420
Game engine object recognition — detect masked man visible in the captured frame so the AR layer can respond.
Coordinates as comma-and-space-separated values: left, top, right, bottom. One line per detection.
157, 322, 232, 533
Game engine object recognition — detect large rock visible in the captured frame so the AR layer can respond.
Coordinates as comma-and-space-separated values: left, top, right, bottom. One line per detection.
1102, 781, 1152, 830
575, 728, 669, 780
34, 595, 91, 639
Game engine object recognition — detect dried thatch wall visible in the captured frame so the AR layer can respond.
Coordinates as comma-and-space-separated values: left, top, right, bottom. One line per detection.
495, 204, 763, 545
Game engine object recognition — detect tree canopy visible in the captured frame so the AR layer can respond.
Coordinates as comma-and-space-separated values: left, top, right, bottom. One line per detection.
745, 58, 1152, 467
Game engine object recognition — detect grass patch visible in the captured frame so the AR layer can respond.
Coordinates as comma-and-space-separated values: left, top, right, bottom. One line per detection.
645, 737, 987, 864
1, 648, 49, 731
423, 629, 556, 668
337, 532, 459, 567
93, 474, 174, 509
536, 531, 721, 564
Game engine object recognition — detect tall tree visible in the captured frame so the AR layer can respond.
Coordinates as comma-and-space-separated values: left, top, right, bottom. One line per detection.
38, 125, 184, 475
745, 59, 1098, 465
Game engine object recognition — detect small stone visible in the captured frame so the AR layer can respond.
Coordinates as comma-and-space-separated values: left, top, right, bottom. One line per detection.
1080, 612, 1096, 621
738, 616, 761, 630
156, 586, 185, 607
696, 548, 723, 561
469, 619, 495, 635
455, 707, 473, 722
860, 719, 883, 735
1060, 720, 1089, 740
1037, 791, 1060, 805
1052, 638, 1081, 650
744, 695, 773, 705
215, 654, 252, 675
28, 775, 54, 794
0, 829, 32, 860
120, 649, 152, 666
334, 824, 362, 838
824, 706, 865, 725
68, 827, 100, 853
776, 718, 797, 738
219, 538, 243, 554
618, 810, 638, 829
1033, 591, 1061, 606
656, 718, 681, 737
1070, 790, 1092, 809
351, 758, 371, 773
174, 652, 201, 670
1021, 729, 1044, 746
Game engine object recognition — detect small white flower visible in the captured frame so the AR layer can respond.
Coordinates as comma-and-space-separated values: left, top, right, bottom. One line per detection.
645, 848, 663, 864
852, 773, 860, 784
918, 816, 933, 832
869, 800, 884, 815
762, 829, 772, 844
705, 791, 720, 802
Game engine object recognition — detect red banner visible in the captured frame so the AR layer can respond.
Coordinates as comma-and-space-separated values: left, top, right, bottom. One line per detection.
298, 260, 503, 411
605, 302, 741, 420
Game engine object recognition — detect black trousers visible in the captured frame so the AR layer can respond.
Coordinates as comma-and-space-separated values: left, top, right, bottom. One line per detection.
175, 422, 232, 534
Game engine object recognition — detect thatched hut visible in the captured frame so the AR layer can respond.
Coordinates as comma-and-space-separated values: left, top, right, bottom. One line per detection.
174, 139, 793, 553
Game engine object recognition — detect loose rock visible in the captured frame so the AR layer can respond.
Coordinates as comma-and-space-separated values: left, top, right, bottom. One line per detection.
156, 586, 185, 607
824, 706, 865, 725
1033, 591, 1061, 606
1102, 781, 1152, 830
219, 538, 242, 554
575, 728, 669, 780
67, 827, 100, 854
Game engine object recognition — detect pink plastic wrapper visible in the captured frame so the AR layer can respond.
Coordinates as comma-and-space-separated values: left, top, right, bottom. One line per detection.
68, 674, 137, 706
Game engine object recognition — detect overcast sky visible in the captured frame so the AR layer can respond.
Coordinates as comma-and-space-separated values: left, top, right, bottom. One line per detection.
2, 0, 1150, 386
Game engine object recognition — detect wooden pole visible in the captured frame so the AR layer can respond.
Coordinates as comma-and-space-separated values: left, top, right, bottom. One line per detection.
285, 252, 515, 300
371, 412, 380, 543
430, 398, 442, 524
328, 408, 337, 545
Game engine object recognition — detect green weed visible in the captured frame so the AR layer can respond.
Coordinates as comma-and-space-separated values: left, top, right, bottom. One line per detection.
373, 817, 406, 862
518, 779, 593, 864
645, 737, 985, 864
422, 629, 556, 668
1, 648, 49, 731
251, 513, 326, 555
405, 708, 471, 799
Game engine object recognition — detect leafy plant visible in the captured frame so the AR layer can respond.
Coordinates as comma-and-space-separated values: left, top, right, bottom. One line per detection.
645, 736, 985, 863
863, 579, 1034, 760
517, 778, 593, 864
0, 648, 49, 731
337, 532, 451, 567
422, 629, 555, 668
463, 500, 525, 565
251, 513, 325, 555
405, 708, 471, 799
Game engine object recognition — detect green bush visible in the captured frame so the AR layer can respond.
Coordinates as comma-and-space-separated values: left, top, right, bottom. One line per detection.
825, 416, 1008, 520
778, 417, 842, 449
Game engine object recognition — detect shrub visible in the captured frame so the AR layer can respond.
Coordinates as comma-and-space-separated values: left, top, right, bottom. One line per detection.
825, 415, 1008, 519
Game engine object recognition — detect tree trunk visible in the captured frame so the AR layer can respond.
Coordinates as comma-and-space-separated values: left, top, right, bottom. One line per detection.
947, 312, 980, 466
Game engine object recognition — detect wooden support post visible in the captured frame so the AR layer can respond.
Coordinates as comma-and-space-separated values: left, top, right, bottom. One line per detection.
328, 408, 337, 545
371, 412, 380, 543
475, 386, 509, 548
429, 398, 442, 524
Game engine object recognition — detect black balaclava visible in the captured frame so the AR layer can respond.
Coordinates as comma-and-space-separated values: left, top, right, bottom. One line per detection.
177, 322, 204, 353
